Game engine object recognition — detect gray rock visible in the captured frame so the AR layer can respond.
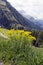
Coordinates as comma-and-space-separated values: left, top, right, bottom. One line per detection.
0, 62, 4, 65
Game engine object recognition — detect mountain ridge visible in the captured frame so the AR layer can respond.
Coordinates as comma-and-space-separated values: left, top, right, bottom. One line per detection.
0, 0, 42, 30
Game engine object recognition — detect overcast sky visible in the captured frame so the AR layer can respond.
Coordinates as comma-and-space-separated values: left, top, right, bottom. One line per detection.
7, 0, 43, 19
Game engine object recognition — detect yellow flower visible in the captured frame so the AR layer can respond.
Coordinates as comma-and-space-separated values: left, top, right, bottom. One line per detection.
24, 31, 32, 36
7, 30, 36, 41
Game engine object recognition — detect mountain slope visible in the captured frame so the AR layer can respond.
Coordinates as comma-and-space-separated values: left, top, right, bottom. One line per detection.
24, 15, 43, 29
26, 15, 43, 29
0, 0, 42, 30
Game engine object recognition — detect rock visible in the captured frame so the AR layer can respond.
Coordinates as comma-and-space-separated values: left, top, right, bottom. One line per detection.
0, 62, 4, 65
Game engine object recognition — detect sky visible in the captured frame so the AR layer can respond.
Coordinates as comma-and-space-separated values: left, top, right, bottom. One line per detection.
7, 0, 43, 19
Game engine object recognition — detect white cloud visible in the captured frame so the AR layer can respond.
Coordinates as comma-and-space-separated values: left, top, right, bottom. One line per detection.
7, 0, 43, 19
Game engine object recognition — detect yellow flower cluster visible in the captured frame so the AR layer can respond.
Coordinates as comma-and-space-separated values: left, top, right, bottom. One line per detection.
8, 29, 15, 35
28, 35, 36, 41
0, 28, 36, 42
7, 29, 36, 41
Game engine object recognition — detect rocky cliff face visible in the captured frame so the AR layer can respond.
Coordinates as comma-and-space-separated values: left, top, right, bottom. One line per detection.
0, 0, 18, 29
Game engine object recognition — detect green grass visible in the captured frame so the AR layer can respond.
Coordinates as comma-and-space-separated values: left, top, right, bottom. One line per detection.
0, 28, 43, 65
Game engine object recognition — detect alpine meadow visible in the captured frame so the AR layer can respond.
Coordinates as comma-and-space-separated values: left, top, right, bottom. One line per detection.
0, 0, 43, 65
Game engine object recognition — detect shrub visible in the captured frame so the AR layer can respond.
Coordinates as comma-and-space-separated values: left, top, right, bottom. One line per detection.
36, 31, 43, 47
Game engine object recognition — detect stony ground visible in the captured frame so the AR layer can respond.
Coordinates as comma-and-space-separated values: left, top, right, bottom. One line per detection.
0, 63, 4, 65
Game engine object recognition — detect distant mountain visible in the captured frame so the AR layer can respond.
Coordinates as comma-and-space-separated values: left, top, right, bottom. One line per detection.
34, 20, 43, 28
0, 0, 42, 30
26, 16, 43, 29
23, 14, 43, 29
